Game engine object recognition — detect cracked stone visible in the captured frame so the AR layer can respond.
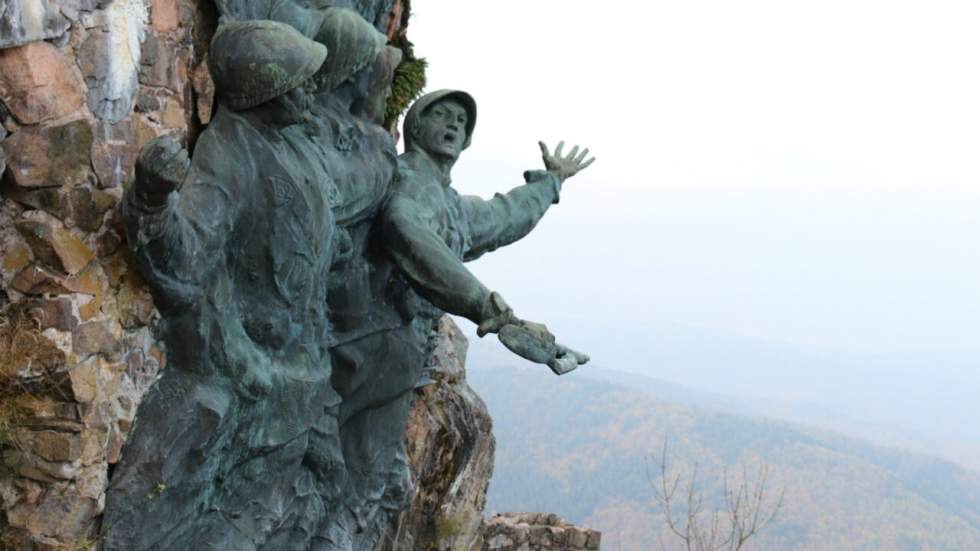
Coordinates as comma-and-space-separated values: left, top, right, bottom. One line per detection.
15, 215, 95, 275
1, 119, 94, 189
0, 41, 85, 124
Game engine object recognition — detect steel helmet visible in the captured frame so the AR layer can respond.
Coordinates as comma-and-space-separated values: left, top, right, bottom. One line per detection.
403, 89, 477, 152
210, 20, 328, 111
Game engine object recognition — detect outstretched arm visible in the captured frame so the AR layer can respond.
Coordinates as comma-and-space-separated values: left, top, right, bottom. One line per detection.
461, 141, 594, 261
381, 191, 513, 333
383, 187, 590, 371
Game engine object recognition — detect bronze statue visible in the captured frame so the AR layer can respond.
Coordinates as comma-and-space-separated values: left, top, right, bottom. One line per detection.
102, 7, 596, 550
103, 21, 346, 550
330, 88, 594, 547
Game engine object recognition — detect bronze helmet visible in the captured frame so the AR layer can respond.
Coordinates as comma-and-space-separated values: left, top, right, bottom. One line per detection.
210, 20, 328, 111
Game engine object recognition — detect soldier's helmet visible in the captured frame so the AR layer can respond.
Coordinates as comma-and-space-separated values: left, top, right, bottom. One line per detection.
403, 90, 478, 152
314, 7, 387, 93
210, 20, 328, 112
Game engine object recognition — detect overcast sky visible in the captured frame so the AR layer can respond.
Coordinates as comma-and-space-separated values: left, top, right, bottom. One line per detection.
407, 0, 980, 354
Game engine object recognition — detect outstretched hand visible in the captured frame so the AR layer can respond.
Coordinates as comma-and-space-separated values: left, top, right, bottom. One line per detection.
134, 135, 190, 206
539, 140, 595, 183
497, 320, 590, 376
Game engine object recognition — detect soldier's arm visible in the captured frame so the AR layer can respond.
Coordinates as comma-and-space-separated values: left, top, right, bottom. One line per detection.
122, 132, 251, 307
458, 169, 562, 261
380, 191, 512, 331
461, 141, 594, 261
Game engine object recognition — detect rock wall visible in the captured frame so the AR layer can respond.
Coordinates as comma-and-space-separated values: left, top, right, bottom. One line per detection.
0, 1, 215, 549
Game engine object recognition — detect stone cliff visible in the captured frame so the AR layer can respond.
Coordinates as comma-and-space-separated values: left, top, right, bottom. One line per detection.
0, 1, 600, 549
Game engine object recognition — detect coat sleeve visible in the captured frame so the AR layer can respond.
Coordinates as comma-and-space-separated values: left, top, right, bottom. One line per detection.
122, 125, 253, 307
380, 190, 491, 325
457, 169, 561, 262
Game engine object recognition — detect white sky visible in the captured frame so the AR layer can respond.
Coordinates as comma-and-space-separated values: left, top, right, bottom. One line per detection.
408, 0, 980, 353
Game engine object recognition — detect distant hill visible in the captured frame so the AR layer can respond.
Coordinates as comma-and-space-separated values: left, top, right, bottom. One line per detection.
467, 364, 980, 551
461, 320, 980, 473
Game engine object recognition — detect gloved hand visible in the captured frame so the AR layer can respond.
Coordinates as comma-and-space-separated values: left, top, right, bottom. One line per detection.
476, 292, 517, 337
497, 320, 590, 376
134, 135, 190, 207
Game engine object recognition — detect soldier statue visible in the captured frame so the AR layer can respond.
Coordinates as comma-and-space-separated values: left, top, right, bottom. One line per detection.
103, 21, 348, 550
330, 88, 594, 547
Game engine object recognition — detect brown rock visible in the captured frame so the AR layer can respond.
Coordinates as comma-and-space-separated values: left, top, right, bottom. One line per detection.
191, 56, 215, 124
3, 186, 71, 220
15, 216, 95, 275
3, 241, 32, 273
11, 261, 102, 297
161, 96, 186, 129
134, 113, 164, 149
72, 321, 121, 360
139, 33, 176, 90
150, 0, 180, 32
0, 41, 85, 124
101, 251, 128, 286
69, 187, 117, 231
64, 262, 104, 296
116, 274, 156, 328
78, 293, 102, 322
25, 492, 98, 540
91, 140, 138, 190
24, 430, 84, 463
11, 264, 73, 295
4, 448, 82, 482
2, 119, 94, 189
136, 88, 164, 112
25, 298, 79, 332
97, 228, 124, 257
68, 358, 99, 404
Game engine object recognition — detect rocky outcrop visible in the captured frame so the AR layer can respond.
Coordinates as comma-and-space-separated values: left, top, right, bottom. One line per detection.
377, 317, 496, 551
479, 514, 601, 551
376, 320, 603, 551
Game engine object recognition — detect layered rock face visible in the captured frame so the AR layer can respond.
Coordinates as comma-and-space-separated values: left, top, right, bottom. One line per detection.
376, 317, 496, 551
0, 1, 215, 549
378, 319, 602, 551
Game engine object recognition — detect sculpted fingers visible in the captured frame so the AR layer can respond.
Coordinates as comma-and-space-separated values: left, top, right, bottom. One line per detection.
575, 147, 590, 163
554, 140, 565, 158
567, 145, 579, 161
538, 140, 551, 159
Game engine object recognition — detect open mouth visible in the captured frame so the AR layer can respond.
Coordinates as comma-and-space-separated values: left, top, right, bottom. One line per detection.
443, 132, 456, 143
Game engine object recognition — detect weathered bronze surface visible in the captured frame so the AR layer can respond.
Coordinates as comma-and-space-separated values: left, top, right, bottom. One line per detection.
102, 7, 594, 550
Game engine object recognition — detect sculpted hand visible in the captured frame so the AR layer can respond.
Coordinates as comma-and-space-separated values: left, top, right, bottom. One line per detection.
497, 320, 590, 376
477, 292, 517, 337
134, 135, 190, 206
538, 140, 595, 183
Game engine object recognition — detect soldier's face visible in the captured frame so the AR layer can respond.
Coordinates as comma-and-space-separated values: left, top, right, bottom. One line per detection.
415, 100, 468, 160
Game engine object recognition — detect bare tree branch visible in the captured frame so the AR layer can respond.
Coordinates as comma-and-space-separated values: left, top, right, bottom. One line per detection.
651, 439, 785, 551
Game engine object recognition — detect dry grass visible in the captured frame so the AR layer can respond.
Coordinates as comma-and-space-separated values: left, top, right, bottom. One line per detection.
0, 307, 65, 450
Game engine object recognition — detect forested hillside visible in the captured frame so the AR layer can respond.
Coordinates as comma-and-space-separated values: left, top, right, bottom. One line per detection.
468, 365, 980, 551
